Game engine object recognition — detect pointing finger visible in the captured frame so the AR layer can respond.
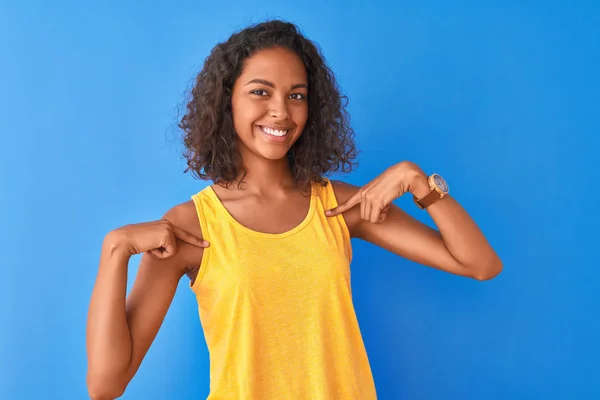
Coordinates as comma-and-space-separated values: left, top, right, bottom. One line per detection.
325, 192, 362, 216
171, 225, 210, 248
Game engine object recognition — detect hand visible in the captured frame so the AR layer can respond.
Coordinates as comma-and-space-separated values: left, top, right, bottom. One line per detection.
325, 161, 430, 223
107, 219, 209, 259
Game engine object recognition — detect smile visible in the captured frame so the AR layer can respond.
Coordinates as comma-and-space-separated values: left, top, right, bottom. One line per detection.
258, 125, 289, 137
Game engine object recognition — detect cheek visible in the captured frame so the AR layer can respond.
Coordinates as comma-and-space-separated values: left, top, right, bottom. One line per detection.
291, 103, 308, 125
232, 99, 264, 132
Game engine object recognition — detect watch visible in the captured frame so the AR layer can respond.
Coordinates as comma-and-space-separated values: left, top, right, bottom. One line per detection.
413, 173, 449, 210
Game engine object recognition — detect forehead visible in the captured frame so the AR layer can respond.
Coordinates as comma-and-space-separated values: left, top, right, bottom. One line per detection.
239, 47, 307, 83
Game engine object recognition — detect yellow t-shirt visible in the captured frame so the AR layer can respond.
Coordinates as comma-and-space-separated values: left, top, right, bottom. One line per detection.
190, 178, 377, 399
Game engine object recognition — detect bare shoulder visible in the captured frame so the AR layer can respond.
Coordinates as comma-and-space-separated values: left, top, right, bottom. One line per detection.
163, 199, 202, 236
329, 179, 360, 201
162, 199, 205, 281
329, 179, 362, 235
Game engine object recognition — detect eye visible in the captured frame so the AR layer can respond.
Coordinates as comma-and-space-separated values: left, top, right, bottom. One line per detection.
290, 93, 306, 100
250, 89, 269, 96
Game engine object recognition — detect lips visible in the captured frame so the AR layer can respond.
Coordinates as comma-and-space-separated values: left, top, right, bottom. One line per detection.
256, 124, 295, 143
258, 125, 291, 136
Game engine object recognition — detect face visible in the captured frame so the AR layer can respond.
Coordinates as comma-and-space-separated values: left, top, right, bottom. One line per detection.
230, 46, 309, 162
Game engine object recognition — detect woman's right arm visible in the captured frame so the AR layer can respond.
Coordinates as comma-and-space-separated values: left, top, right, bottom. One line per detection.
86, 205, 206, 400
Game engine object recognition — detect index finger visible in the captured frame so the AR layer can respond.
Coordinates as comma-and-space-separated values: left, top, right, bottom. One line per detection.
326, 192, 361, 216
171, 225, 210, 248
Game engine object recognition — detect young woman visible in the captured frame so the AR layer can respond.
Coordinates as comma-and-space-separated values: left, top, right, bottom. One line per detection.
86, 19, 501, 400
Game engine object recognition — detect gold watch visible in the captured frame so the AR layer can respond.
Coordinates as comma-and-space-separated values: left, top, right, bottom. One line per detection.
413, 173, 449, 210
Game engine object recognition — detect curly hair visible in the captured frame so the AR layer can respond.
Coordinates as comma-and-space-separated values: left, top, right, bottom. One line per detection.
179, 19, 358, 189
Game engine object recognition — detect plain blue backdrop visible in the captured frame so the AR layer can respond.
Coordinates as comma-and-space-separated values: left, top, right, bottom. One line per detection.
1, 1, 599, 399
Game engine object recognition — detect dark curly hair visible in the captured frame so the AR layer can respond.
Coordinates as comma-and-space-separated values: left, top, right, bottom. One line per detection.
179, 19, 358, 189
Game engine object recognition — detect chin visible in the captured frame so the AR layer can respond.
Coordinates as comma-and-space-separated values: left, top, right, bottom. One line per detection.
254, 145, 291, 161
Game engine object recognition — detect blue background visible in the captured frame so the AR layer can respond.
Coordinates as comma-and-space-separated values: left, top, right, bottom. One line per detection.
1, 1, 599, 399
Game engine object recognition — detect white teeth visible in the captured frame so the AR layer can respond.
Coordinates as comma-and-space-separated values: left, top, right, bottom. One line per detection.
260, 126, 288, 137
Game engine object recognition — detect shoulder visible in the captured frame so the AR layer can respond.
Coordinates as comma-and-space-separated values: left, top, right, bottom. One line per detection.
329, 179, 360, 201
163, 200, 201, 235
328, 179, 362, 235
161, 199, 205, 277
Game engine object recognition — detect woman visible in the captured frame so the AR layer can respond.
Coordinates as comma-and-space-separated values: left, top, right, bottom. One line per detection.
86, 19, 502, 400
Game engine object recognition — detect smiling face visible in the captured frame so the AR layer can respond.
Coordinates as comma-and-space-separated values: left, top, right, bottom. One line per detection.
230, 46, 309, 162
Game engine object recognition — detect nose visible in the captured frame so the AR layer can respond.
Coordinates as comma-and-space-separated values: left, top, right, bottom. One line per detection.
268, 95, 290, 120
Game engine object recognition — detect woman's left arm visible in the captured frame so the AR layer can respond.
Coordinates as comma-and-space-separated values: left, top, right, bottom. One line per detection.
326, 161, 502, 280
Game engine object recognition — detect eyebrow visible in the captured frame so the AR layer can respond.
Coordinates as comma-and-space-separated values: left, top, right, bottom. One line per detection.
245, 78, 308, 90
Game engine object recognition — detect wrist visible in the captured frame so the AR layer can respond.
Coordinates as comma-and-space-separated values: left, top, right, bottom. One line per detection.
411, 173, 431, 199
102, 230, 133, 259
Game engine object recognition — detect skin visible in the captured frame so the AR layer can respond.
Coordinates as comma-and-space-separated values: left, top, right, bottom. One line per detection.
86, 46, 501, 399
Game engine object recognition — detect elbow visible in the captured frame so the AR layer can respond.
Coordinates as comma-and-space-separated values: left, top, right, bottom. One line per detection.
87, 371, 126, 400
471, 257, 503, 281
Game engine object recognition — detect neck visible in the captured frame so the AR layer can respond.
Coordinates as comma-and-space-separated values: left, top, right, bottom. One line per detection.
221, 152, 306, 197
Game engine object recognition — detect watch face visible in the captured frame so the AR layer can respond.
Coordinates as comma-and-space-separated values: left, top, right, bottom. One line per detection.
433, 174, 449, 193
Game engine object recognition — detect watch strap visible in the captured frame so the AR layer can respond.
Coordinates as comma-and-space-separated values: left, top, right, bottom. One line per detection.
413, 173, 448, 210
413, 189, 441, 210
